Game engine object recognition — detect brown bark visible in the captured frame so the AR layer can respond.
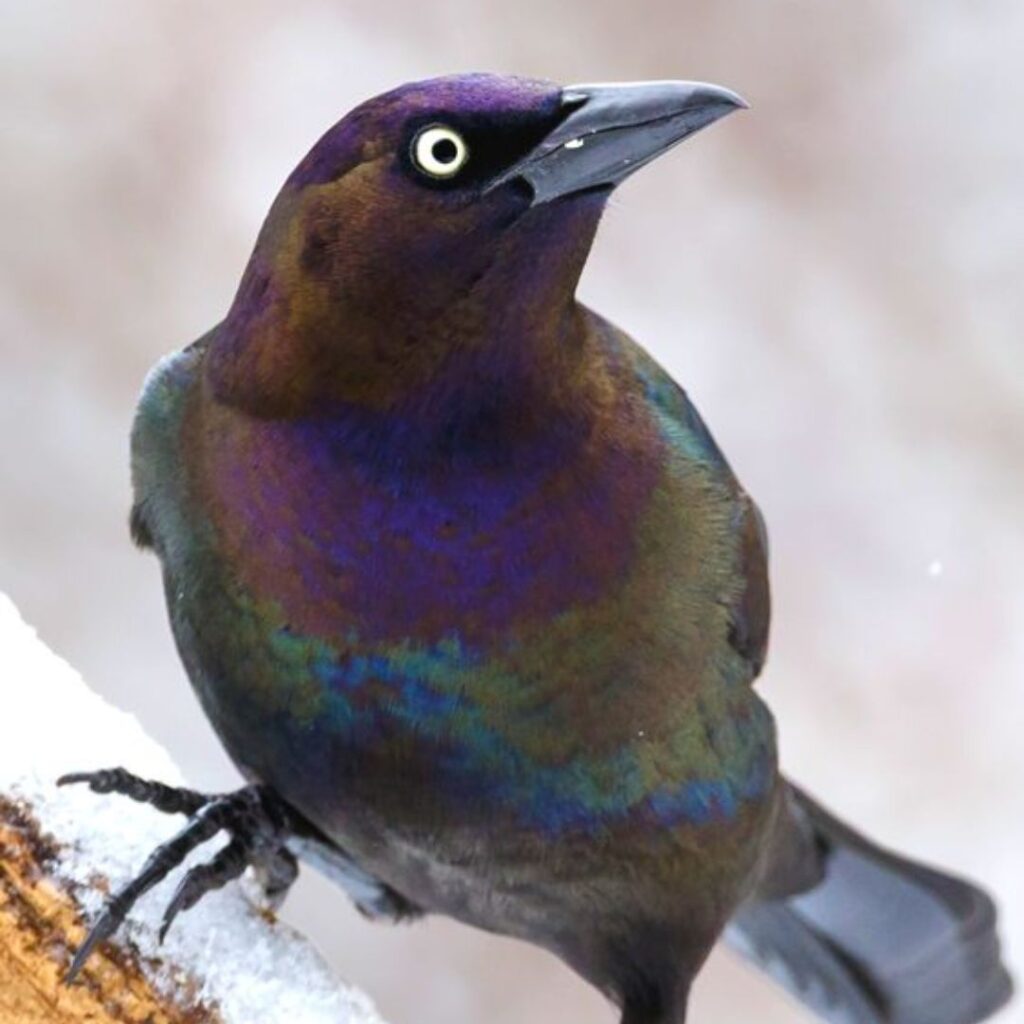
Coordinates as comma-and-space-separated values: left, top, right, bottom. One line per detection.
0, 794, 218, 1024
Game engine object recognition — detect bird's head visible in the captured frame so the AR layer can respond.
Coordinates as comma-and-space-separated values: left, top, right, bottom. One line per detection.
210, 73, 745, 417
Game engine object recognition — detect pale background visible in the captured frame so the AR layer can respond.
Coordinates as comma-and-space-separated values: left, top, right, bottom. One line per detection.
1, 2, 1021, 1022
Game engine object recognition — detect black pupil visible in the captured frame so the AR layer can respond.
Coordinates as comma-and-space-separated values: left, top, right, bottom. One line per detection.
432, 137, 458, 164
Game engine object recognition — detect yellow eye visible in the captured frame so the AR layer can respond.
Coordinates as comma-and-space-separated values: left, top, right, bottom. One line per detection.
412, 125, 469, 179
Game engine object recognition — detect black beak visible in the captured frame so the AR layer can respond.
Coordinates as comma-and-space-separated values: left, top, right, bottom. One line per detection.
490, 80, 747, 205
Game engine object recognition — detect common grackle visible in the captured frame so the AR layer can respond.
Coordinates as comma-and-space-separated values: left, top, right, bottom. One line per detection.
61, 74, 1012, 1024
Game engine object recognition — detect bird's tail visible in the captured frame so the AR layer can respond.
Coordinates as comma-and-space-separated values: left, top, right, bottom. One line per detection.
724, 785, 1013, 1024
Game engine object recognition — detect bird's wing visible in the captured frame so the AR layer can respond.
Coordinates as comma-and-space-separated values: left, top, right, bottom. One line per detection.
612, 326, 771, 677
129, 329, 215, 553
729, 493, 771, 676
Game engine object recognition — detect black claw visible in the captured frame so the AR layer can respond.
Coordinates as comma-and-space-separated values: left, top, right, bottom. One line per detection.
158, 837, 249, 943
65, 907, 120, 984
62, 782, 302, 983
66, 802, 230, 982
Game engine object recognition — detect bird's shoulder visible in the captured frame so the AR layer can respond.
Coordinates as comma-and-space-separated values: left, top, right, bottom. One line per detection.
590, 312, 772, 676
129, 328, 214, 550
591, 314, 731, 475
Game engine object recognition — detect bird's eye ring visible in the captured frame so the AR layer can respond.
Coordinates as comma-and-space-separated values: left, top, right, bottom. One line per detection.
411, 125, 469, 179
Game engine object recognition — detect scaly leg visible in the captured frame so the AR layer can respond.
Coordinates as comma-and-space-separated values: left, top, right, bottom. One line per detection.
58, 766, 421, 982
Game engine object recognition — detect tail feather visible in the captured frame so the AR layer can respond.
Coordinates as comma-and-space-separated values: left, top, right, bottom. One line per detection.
725, 901, 886, 1024
724, 785, 1013, 1024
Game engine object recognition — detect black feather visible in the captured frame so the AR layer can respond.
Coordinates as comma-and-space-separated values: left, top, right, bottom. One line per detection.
726, 786, 1013, 1024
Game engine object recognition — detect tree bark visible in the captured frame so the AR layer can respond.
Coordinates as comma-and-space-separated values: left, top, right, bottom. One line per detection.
0, 793, 215, 1023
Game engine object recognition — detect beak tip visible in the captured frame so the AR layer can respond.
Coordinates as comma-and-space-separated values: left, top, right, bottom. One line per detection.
700, 84, 749, 114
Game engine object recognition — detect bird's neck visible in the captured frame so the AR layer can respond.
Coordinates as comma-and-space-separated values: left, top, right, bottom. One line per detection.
204, 196, 608, 460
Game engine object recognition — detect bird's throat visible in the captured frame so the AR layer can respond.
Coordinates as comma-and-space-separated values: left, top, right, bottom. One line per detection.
205, 192, 607, 440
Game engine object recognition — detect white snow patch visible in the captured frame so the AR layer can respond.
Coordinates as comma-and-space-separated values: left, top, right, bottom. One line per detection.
0, 592, 386, 1024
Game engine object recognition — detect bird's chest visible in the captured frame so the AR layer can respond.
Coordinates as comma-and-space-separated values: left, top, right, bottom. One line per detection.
196, 414, 661, 647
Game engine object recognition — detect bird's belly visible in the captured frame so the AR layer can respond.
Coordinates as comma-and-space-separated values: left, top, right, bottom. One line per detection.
168, 533, 777, 891
174, 562, 779, 936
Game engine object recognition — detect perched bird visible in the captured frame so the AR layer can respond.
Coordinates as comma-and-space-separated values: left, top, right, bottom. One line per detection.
61, 73, 1012, 1024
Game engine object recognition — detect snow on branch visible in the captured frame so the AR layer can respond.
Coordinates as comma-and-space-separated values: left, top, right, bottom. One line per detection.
0, 593, 386, 1024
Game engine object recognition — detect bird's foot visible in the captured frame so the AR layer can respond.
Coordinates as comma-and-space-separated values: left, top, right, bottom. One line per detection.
57, 769, 299, 983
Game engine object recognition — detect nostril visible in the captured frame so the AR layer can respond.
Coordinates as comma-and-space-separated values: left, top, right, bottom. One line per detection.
507, 177, 536, 204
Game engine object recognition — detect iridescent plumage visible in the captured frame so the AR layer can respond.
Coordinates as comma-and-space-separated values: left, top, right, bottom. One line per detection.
83, 73, 1010, 1024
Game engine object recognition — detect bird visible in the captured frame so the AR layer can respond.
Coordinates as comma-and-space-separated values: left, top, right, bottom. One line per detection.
59, 72, 1012, 1024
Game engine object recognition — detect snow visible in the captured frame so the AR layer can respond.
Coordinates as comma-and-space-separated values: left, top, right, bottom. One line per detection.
0, 592, 386, 1024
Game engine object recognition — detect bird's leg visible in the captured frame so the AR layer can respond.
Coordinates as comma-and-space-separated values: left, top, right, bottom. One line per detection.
284, 830, 423, 922
620, 1004, 688, 1024
57, 771, 301, 983
618, 973, 691, 1024
250, 840, 299, 909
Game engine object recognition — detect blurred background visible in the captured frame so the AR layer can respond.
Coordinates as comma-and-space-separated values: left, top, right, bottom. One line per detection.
2, 1, 1021, 1021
